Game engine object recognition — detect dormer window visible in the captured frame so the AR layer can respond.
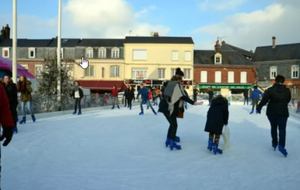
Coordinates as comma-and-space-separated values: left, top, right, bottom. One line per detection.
98, 47, 106, 58
28, 47, 36, 58
112, 47, 120, 58
2, 47, 9, 58
86, 47, 93, 58
214, 53, 222, 64
216, 57, 220, 63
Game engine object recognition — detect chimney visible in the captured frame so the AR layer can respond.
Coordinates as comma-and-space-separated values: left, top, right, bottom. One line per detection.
222, 40, 225, 45
215, 40, 221, 53
4, 24, 10, 39
154, 32, 159, 37
272, 36, 276, 49
1, 26, 5, 38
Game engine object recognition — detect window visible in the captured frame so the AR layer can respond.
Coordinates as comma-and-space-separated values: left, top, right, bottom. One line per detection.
201, 71, 207, 83
184, 69, 191, 79
216, 57, 220, 63
102, 67, 105, 78
215, 71, 221, 83
270, 66, 277, 79
110, 66, 120, 77
228, 71, 234, 83
84, 65, 94, 77
98, 47, 106, 58
158, 68, 166, 79
86, 47, 93, 58
184, 52, 191, 61
133, 49, 147, 60
291, 65, 299, 79
172, 51, 178, 61
60, 48, 63, 59
112, 48, 120, 58
171, 68, 176, 76
241, 71, 247, 83
28, 48, 35, 58
21, 64, 28, 70
2, 48, 9, 58
35, 65, 43, 77
215, 55, 222, 64
132, 69, 148, 80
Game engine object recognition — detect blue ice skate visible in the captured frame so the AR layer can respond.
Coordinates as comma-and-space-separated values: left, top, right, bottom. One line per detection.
19, 117, 26, 124
73, 111, 77, 115
117, 105, 120, 109
169, 139, 181, 150
111, 106, 115, 109
272, 145, 277, 151
278, 146, 288, 157
207, 139, 213, 151
139, 111, 144, 115
12, 126, 18, 133
250, 110, 254, 114
78, 111, 82, 115
165, 136, 180, 147
31, 115, 36, 122
213, 143, 223, 154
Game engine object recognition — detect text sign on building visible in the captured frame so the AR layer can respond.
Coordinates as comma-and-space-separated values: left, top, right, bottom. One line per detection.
199, 85, 253, 89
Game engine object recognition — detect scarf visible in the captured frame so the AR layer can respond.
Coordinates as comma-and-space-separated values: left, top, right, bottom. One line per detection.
18, 81, 26, 93
166, 82, 185, 116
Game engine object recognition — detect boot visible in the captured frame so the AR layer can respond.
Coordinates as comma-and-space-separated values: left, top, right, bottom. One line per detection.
166, 136, 181, 147
19, 117, 26, 124
139, 111, 144, 115
78, 111, 82, 115
31, 115, 36, 122
73, 111, 77, 115
278, 146, 288, 157
169, 139, 181, 150
117, 105, 120, 109
12, 126, 18, 133
175, 136, 180, 143
250, 110, 254, 114
207, 139, 213, 151
111, 106, 115, 109
213, 143, 223, 154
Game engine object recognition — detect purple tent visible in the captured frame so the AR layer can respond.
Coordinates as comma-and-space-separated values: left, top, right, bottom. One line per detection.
0, 56, 35, 78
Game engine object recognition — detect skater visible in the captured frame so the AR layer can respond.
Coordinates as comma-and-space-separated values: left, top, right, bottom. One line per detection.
137, 84, 156, 115
250, 86, 262, 114
153, 87, 160, 105
193, 86, 198, 102
127, 86, 135, 110
71, 81, 84, 115
0, 83, 14, 190
256, 75, 291, 157
2, 76, 18, 133
159, 68, 201, 150
17, 75, 35, 124
244, 89, 249, 105
123, 85, 129, 107
205, 95, 229, 154
111, 85, 120, 109
147, 88, 153, 109
227, 89, 232, 106
208, 87, 214, 106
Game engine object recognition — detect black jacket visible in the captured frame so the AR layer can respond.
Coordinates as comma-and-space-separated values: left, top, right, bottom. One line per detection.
257, 83, 291, 117
243, 90, 248, 98
124, 88, 129, 97
205, 96, 229, 134
208, 90, 214, 99
2, 82, 18, 117
127, 89, 135, 100
71, 88, 84, 99
193, 89, 198, 96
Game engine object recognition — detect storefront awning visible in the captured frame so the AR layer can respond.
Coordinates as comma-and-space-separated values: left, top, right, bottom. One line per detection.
198, 84, 253, 89
78, 80, 126, 91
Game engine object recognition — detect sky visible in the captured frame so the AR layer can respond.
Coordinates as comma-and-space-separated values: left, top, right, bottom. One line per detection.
1, 0, 300, 51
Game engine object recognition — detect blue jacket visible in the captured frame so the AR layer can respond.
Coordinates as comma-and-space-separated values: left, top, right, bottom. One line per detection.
251, 89, 263, 100
137, 87, 149, 101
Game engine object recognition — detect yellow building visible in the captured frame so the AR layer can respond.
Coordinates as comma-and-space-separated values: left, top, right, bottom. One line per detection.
124, 36, 194, 94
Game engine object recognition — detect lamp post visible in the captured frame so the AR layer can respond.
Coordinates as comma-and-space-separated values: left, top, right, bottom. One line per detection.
12, 0, 17, 82
57, 0, 62, 107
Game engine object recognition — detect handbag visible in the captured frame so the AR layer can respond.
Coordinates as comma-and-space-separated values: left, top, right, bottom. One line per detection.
177, 104, 184, 119
221, 125, 230, 150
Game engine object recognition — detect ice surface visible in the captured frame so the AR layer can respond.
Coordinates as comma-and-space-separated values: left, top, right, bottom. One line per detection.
2, 104, 300, 190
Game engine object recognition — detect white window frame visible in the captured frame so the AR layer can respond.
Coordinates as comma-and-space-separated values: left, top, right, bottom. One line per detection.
215, 71, 221, 83
102, 67, 105, 78
270, 66, 277, 79
184, 51, 191, 61
215, 55, 222, 64
240, 71, 247, 83
172, 51, 178, 61
184, 69, 191, 80
112, 47, 120, 59
132, 69, 148, 80
110, 66, 120, 77
201, 71, 207, 83
228, 71, 234, 83
84, 65, 94, 77
2, 47, 9, 58
28, 47, 36, 58
158, 68, 166, 79
291, 65, 299, 79
35, 65, 43, 77
85, 47, 93, 58
171, 68, 176, 76
98, 47, 106, 58
21, 64, 28, 70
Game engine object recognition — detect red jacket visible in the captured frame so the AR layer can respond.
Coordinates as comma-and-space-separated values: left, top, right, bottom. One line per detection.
112, 89, 119, 97
0, 85, 14, 135
148, 91, 152, 99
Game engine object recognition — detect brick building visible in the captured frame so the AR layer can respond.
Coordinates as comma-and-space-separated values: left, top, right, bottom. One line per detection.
194, 40, 257, 95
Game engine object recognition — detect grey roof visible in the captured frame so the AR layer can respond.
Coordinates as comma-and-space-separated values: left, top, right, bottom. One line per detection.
252, 43, 300, 61
221, 43, 254, 58
48, 38, 81, 47
0, 39, 52, 47
194, 50, 254, 65
77, 39, 124, 47
125, 36, 194, 44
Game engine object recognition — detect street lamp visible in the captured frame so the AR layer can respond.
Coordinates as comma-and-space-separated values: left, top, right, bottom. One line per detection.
57, 0, 62, 106
12, 0, 17, 82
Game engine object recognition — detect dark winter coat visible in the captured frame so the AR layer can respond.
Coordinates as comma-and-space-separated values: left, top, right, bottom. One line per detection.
71, 88, 83, 99
0, 84, 14, 131
205, 96, 229, 135
257, 83, 291, 117
137, 87, 149, 101
17, 80, 33, 102
251, 89, 262, 100
243, 90, 249, 98
2, 82, 18, 118
127, 89, 135, 100
208, 90, 214, 99
124, 88, 129, 98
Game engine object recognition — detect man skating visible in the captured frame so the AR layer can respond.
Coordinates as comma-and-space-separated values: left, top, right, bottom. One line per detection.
250, 86, 262, 114
137, 84, 156, 115
256, 75, 291, 157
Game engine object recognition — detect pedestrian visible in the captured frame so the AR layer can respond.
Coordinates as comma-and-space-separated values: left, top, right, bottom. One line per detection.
244, 89, 249, 105
208, 87, 214, 106
0, 84, 14, 190
127, 86, 135, 110
158, 68, 202, 150
137, 84, 156, 115
256, 75, 291, 157
124, 85, 129, 108
111, 85, 120, 109
71, 81, 84, 115
2, 75, 18, 133
17, 75, 35, 124
193, 86, 198, 102
250, 86, 263, 114
227, 89, 232, 106
205, 95, 229, 154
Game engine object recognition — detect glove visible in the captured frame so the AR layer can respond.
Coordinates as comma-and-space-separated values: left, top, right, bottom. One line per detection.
256, 109, 261, 114
0, 126, 13, 146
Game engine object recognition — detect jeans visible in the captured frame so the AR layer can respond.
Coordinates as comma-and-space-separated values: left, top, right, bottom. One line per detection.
267, 115, 288, 148
140, 100, 155, 113
244, 97, 249, 105
128, 98, 133, 109
164, 113, 178, 141
22, 101, 34, 117
112, 97, 119, 107
74, 98, 81, 112
124, 97, 127, 106
252, 99, 259, 110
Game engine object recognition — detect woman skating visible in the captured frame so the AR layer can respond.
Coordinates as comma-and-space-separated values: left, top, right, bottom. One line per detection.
127, 86, 135, 110
71, 81, 84, 115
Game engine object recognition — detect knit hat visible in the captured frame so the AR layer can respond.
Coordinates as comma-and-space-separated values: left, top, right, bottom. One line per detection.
175, 68, 184, 77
